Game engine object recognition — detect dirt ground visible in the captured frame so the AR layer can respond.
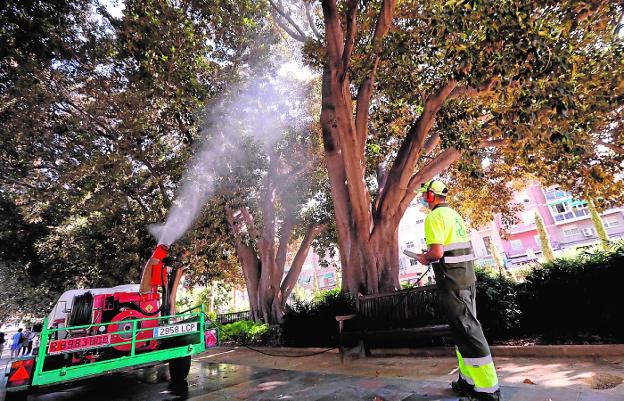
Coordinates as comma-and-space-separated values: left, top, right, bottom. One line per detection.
198, 346, 624, 398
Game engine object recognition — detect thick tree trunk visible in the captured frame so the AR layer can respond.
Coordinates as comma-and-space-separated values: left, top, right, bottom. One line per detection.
226, 204, 324, 324
318, 0, 467, 295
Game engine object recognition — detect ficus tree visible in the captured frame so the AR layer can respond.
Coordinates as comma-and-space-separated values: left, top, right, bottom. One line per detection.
187, 66, 330, 323
0, 0, 274, 315
271, 0, 624, 295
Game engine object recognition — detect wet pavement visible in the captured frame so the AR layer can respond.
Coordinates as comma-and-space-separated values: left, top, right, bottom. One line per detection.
4, 360, 623, 401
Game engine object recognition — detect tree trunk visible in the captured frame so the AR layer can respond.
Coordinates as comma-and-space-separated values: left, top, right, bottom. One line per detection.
226, 204, 324, 324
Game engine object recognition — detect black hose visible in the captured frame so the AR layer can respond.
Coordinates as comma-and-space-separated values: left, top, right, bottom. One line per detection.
160, 263, 168, 315
68, 292, 93, 326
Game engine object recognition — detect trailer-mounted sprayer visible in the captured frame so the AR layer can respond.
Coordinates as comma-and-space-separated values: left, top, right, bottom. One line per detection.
3, 244, 218, 394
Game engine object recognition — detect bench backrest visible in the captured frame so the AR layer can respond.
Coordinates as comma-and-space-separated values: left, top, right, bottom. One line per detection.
357, 285, 444, 328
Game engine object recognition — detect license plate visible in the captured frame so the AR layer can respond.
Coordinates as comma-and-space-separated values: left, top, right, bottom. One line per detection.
48, 334, 111, 354
153, 322, 198, 337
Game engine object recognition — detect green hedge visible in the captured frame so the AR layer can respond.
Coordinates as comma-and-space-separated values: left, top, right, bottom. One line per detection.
279, 243, 624, 346
220, 320, 269, 345
281, 288, 355, 347
474, 269, 522, 340
517, 242, 624, 342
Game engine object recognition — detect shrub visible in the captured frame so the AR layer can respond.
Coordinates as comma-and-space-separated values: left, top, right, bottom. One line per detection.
474, 269, 522, 340
281, 289, 355, 347
517, 242, 624, 342
220, 320, 269, 345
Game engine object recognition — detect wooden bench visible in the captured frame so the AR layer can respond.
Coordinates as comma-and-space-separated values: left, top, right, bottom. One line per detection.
335, 285, 451, 361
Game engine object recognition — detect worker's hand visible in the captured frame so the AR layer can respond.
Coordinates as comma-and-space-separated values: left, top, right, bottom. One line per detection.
416, 253, 430, 265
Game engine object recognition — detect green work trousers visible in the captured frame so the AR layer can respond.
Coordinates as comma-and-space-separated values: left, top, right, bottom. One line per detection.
438, 285, 499, 394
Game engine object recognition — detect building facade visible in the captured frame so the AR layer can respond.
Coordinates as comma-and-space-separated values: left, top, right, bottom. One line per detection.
468, 183, 624, 268
295, 182, 624, 291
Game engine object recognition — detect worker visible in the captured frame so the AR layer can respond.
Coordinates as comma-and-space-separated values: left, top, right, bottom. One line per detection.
414, 179, 502, 401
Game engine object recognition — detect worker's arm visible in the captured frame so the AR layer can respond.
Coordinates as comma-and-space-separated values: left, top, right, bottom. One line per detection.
416, 244, 444, 265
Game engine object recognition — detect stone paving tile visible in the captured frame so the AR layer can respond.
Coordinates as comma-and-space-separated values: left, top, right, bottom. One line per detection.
191, 363, 621, 401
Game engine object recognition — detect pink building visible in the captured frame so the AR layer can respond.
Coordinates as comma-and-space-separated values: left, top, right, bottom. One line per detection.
470, 183, 624, 268
290, 182, 624, 291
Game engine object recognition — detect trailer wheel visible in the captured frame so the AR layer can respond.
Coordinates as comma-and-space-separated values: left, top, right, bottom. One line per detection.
168, 356, 191, 382
6, 390, 28, 401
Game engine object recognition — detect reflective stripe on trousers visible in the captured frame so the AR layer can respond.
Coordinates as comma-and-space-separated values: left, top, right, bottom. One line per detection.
456, 348, 499, 393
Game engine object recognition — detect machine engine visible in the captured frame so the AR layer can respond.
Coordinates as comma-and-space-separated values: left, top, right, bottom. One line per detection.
50, 244, 184, 355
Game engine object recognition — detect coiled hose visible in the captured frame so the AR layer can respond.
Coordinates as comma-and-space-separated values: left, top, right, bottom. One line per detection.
68, 292, 94, 326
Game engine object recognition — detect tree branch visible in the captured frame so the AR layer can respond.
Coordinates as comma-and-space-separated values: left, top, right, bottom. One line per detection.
273, 14, 308, 42
389, 148, 462, 227
355, 58, 379, 153
280, 222, 326, 304
275, 211, 297, 272
339, 0, 359, 82
598, 139, 624, 154
423, 132, 440, 155
448, 76, 499, 100
372, 0, 398, 48
269, 0, 309, 42
240, 207, 261, 239
375, 81, 457, 217
321, 0, 344, 67
0, 175, 40, 190
305, 1, 322, 40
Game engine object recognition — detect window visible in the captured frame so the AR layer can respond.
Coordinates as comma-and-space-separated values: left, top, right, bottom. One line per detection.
581, 227, 594, 237
550, 202, 575, 222
510, 239, 523, 250
521, 211, 536, 225
563, 224, 580, 237
543, 187, 571, 201
605, 216, 620, 228
482, 236, 492, 254
534, 235, 541, 246
404, 241, 414, 249
570, 200, 589, 218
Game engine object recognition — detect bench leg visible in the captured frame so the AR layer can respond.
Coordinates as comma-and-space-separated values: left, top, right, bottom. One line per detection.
358, 340, 367, 359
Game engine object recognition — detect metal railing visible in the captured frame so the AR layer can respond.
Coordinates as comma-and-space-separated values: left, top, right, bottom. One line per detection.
216, 310, 251, 325
29, 305, 211, 387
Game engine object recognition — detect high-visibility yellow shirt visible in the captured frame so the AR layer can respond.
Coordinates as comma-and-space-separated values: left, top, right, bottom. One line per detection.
424, 204, 471, 246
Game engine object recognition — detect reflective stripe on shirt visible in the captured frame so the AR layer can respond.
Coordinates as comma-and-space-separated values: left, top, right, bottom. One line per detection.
444, 241, 472, 252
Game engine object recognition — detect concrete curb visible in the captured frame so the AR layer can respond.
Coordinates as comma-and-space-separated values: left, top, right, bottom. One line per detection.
369, 344, 624, 357
227, 344, 624, 358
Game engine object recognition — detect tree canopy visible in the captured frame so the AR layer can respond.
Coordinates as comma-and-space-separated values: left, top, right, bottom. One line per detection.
271, 0, 624, 294
0, 0, 274, 317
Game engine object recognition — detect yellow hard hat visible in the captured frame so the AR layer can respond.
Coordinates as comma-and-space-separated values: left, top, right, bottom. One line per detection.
417, 180, 449, 196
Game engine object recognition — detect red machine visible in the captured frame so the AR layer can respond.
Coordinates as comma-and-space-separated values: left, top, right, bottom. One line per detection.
59, 244, 185, 354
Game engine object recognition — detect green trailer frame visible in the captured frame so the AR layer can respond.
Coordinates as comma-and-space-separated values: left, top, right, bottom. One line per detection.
6, 305, 218, 391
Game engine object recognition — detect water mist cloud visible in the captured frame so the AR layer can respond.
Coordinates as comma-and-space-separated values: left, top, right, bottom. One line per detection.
149, 61, 314, 246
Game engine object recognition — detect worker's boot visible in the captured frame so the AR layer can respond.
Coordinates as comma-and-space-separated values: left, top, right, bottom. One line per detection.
467, 389, 503, 401
451, 376, 474, 394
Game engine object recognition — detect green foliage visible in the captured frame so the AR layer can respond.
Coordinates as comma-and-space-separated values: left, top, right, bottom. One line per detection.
219, 320, 269, 345
488, 242, 505, 274
517, 242, 624, 342
587, 199, 609, 251
281, 290, 355, 347
0, 0, 274, 317
474, 269, 521, 340
534, 212, 555, 262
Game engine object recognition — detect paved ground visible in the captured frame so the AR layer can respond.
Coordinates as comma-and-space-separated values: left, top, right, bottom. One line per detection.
1, 347, 623, 400
198, 346, 624, 400
1, 360, 620, 401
